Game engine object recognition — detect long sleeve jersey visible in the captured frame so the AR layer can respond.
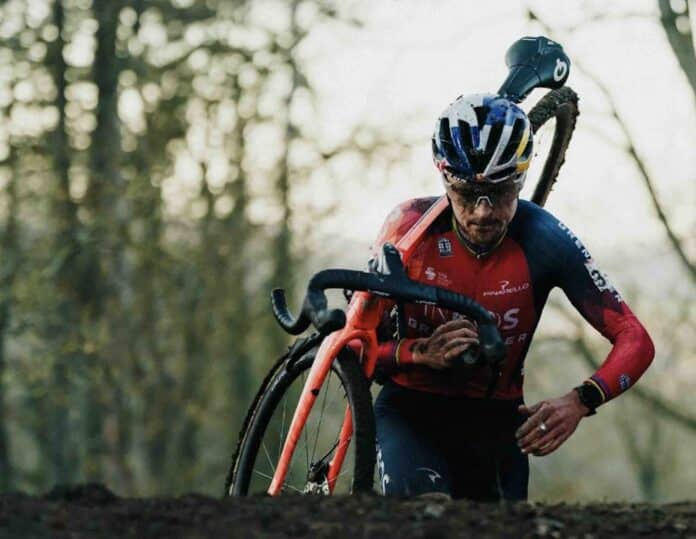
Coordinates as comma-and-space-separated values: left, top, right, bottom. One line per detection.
371, 197, 654, 403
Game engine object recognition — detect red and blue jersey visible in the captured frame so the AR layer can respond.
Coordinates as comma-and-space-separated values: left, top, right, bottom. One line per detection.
372, 197, 654, 402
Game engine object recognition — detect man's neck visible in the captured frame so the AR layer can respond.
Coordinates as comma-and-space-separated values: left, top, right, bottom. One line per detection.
451, 214, 506, 259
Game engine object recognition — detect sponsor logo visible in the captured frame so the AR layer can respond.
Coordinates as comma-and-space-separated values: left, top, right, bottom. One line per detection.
619, 374, 631, 391
504, 333, 528, 345
483, 280, 530, 297
489, 307, 520, 331
437, 237, 453, 257
558, 222, 592, 259
436, 272, 452, 286
416, 467, 443, 486
584, 259, 623, 302
423, 304, 449, 323
424, 266, 436, 280
376, 444, 390, 493
415, 306, 524, 332
553, 58, 568, 81
558, 222, 623, 302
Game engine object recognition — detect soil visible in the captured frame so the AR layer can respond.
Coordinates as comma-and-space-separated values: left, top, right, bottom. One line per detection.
1, 484, 694, 538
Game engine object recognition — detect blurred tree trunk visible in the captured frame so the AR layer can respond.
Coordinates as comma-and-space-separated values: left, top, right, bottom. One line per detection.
265, 0, 303, 360
0, 150, 18, 491
227, 86, 253, 417
46, 0, 79, 485
132, 116, 167, 492
85, 0, 126, 483
617, 405, 664, 502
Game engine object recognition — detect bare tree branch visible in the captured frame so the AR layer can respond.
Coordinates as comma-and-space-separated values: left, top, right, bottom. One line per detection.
542, 326, 696, 432
658, 0, 696, 100
527, 8, 696, 283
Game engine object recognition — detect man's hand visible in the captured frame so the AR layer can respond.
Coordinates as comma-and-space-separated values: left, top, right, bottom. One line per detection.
515, 391, 590, 456
412, 319, 479, 370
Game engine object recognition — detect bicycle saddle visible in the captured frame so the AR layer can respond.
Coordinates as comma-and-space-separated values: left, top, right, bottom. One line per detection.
498, 36, 571, 102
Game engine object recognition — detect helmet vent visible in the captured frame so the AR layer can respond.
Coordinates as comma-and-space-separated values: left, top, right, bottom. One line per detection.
499, 118, 526, 164
457, 120, 474, 151
474, 106, 489, 130
485, 122, 504, 159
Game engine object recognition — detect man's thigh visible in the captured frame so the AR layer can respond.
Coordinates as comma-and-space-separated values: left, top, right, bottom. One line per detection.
449, 439, 529, 502
374, 386, 452, 496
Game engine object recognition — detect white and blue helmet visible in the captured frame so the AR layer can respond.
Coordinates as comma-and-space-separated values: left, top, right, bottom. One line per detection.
432, 94, 533, 186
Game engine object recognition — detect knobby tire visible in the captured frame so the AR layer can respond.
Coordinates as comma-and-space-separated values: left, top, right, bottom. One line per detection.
527, 87, 580, 207
224, 346, 376, 496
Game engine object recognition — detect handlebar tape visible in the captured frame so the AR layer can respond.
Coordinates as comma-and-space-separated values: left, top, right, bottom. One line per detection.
273, 268, 506, 363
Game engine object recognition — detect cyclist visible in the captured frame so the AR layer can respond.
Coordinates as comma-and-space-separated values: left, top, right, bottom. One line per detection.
369, 94, 654, 501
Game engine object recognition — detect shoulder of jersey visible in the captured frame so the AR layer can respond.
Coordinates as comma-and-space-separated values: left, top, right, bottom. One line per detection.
510, 199, 565, 240
510, 200, 586, 269
375, 196, 441, 246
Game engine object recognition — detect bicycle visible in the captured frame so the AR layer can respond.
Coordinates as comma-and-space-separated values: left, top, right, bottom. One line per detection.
225, 36, 581, 497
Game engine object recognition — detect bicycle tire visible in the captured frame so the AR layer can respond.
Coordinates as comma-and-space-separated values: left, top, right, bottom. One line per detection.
224, 346, 376, 496
527, 86, 580, 207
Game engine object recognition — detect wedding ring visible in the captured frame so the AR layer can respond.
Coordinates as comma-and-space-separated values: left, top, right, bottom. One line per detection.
539, 422, 548, 433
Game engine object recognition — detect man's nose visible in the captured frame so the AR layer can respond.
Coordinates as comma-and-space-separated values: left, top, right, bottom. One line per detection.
473, 196, 494, 213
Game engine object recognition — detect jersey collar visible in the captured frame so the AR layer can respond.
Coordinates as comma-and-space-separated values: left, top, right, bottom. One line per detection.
451, 213, 507, 259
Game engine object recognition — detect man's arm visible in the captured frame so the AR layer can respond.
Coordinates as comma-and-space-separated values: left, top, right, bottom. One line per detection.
517, 219, 654, 456
365, 197, 446, 374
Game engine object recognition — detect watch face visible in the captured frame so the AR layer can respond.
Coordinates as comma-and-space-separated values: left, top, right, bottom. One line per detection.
579, 384, 603, 409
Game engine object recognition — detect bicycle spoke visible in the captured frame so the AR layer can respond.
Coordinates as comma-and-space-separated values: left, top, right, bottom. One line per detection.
311, 371, 332, 464
261, 442, 276, 475
253, 470, 303, 494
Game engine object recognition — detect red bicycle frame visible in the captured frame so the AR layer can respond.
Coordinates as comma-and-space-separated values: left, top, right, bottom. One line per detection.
268, 196, 449, 495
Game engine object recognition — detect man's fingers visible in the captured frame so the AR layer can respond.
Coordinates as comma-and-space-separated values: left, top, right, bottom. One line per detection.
443, 337, 479, 355
521, 423, 565, 454
531, 430, 572, 456
442, 344, 476, 361
515, 402, 549, 437
444, 327, 479, 341
517, 401, 542, 418
430, 319, 476, 338
517, 414, 561, 449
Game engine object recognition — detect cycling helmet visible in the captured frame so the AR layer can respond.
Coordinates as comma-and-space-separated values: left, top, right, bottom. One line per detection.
432, 94, 533, 186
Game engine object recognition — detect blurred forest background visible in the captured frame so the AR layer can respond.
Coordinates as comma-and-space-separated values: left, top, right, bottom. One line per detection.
0, 0, 693, 501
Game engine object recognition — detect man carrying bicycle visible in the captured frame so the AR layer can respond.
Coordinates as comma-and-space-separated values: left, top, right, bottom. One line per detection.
371, 94, 655, 501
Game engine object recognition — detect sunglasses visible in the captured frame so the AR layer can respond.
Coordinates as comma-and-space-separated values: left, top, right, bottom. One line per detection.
443, 171, 520, 209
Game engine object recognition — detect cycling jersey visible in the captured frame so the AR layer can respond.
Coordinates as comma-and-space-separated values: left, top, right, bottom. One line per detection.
371, 197, 655, 403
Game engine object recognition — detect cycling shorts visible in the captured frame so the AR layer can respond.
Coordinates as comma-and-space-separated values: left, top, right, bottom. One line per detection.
374, 380, 529, 501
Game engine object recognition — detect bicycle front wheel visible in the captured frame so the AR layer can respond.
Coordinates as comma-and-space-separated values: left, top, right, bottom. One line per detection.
225, 346, 376, 496
526, 86, 580, 207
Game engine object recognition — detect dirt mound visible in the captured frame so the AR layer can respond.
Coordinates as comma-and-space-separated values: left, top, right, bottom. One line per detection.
1, 484, 694, 538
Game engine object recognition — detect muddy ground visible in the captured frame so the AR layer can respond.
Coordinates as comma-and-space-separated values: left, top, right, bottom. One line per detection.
1, 484, 694, 538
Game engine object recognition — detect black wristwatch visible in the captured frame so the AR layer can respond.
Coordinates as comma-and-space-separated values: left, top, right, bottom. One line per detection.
573, 383, 604, 416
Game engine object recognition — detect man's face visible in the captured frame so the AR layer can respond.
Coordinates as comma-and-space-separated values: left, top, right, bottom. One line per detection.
444, 175, 520, 247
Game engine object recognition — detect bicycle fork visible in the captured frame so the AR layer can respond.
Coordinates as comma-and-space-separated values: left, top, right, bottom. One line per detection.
268, 326, 377, 495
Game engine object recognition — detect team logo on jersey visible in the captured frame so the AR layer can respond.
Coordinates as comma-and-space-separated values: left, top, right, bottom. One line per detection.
483, 280, 530, 296
424, 266, 436, 280
619, 373, 631, 391
437, 237, 453, 257
436, 272, 452, 286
